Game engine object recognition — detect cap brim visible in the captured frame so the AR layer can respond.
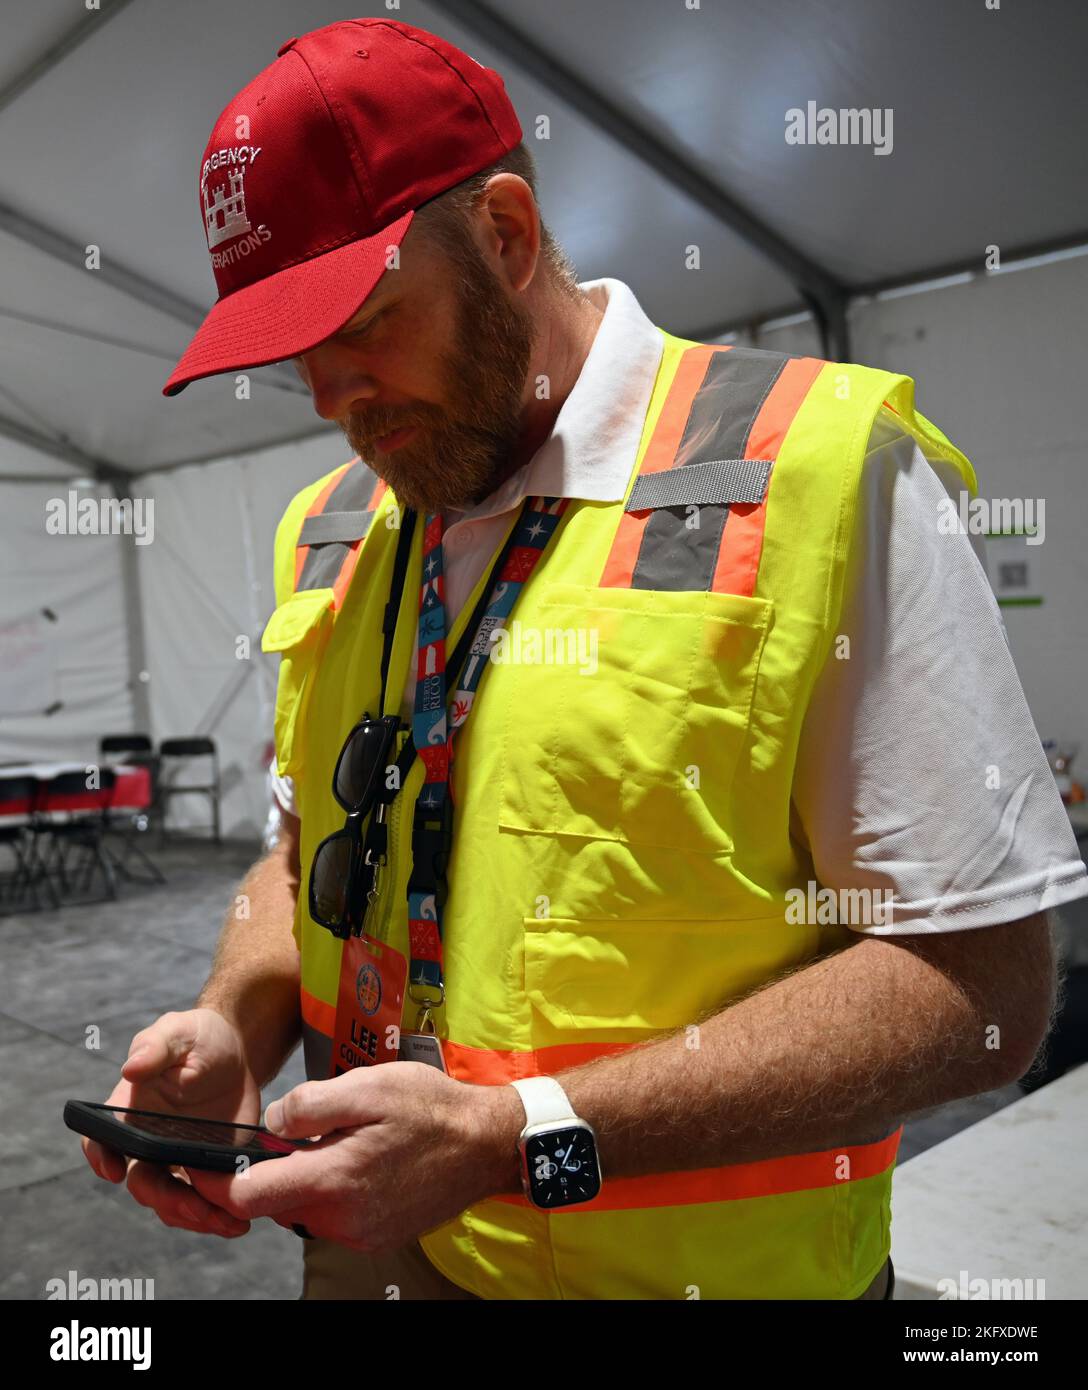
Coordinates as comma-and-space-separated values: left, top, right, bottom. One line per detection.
162, 210, 414, 397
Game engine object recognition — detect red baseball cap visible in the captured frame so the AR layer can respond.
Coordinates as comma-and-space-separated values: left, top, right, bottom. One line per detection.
162, 17, 522, 397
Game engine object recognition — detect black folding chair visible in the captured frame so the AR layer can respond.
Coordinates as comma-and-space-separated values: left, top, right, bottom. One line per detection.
100, 733, 161, 822
35, 769, 119, 902
0, 775, 58, 912
99, 734, 153, 759
158, 737, 221, 844
103, 762, 166, 886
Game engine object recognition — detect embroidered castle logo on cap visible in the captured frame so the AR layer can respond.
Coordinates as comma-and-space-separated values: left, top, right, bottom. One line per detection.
204, 164, 251, 248
200, 144, 271, 268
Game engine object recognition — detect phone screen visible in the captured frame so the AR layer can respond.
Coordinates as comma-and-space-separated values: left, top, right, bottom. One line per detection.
99, 1106, 311, 1154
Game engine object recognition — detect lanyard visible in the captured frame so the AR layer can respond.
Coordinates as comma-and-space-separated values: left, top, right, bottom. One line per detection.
353, 502, 494, 902
404, 495, 569, 1023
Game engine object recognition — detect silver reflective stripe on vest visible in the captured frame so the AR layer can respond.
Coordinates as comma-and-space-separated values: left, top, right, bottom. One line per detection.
296, 463, 378, 592
626, 457, 772, 512
630, 346, 787, 593
298, 510, 375, 546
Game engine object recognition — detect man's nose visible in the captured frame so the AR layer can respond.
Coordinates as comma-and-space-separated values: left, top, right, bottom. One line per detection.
294, 346, 379, 421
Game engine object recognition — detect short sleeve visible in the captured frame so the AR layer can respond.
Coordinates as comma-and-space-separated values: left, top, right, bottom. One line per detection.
268, 758, 297, 816
790, 408, 1088, 934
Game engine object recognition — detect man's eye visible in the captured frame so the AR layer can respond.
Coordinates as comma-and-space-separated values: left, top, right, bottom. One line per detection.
348, 311, 383, 339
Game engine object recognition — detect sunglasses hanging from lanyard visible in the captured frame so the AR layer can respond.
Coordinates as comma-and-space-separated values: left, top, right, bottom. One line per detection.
308, 496, 564, 941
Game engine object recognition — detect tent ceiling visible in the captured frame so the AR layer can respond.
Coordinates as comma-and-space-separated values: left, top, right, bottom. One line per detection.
497, 0, 1088, 289
0, 0, 1084, 477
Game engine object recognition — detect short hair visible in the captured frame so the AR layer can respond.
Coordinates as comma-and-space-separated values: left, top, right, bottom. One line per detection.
413, 142, 582, 297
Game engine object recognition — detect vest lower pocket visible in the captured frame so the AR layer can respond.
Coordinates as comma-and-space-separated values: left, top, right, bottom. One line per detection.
496, 583, 773, 854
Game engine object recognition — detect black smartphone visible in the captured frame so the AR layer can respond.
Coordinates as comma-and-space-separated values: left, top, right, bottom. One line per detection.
64, 1100, 317, 1172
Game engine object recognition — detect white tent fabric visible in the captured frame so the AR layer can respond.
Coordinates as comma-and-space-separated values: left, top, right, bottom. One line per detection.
0, 482, 130, 759
1, 0, 1085, 833
134, 434, 356, 836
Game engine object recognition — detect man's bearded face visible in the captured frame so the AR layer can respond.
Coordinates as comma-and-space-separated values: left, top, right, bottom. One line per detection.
338, 234, 535, 514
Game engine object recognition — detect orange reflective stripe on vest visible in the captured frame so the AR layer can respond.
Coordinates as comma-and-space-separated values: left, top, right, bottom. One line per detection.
298, 992, 901, 1216
494, 1129, 902, 1213
293, 458, 387, 608
600, 344, 824, 598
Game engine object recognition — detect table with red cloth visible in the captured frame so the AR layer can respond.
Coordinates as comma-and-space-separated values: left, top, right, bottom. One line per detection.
0, 761, 152, 816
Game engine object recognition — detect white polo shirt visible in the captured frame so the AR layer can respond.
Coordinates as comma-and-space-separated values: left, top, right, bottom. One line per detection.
271, 277, 1088, 935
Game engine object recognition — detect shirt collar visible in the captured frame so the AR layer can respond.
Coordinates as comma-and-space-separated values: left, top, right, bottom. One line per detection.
447, 278, 664, 524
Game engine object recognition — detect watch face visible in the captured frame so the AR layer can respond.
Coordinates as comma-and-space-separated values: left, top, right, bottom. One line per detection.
524, 1125, 601, 1207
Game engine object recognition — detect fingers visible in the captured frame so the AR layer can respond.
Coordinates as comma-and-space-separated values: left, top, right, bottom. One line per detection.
186, 1147, 336, 1220
81, 1077, 136, 1183
125, 1160, 250, 1238
82, 1136, 127, 1184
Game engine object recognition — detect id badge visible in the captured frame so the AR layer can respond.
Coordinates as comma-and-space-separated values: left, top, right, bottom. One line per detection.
398, 1032, 448, 1072
329, 934, 407, 1077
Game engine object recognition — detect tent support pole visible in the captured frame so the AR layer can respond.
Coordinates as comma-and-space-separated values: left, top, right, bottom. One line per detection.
802, 291, 852, 363
103, 471, 153, 737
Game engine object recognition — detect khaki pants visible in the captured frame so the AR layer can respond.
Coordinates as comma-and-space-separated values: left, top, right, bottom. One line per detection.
301, 1237, 894, 1301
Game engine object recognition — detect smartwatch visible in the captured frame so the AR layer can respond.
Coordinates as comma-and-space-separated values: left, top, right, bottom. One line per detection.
510, 1076, 602, 1209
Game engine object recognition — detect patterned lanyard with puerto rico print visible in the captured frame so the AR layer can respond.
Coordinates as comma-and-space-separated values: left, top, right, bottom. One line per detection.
406, 494, 569, 1026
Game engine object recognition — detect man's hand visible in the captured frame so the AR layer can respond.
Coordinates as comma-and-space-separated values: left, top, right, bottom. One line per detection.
80, 1007, 261, 1239
186, 1063, 523, 1254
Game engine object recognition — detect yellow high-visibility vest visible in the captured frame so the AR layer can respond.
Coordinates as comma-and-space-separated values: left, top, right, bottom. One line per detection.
262, 330, 976, 1299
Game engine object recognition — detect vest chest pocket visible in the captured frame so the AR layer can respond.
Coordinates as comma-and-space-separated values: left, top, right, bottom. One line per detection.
261, 587, 336, 780
496, 581, 773, 855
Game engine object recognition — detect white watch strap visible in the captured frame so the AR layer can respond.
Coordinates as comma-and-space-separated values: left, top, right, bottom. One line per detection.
510, 1075, 577, 1129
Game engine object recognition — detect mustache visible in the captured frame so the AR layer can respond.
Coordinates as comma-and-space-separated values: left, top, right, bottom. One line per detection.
345, 421, 410, 443
342, 409, 434, 440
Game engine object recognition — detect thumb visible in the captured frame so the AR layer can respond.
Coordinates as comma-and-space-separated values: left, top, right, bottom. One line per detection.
120, 1014, 196, 1083
265, 1073, 380, 1139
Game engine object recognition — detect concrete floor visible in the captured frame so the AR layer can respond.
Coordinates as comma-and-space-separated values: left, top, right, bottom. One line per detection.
0, 833, 1040, 1300
0, 837, 306, 1300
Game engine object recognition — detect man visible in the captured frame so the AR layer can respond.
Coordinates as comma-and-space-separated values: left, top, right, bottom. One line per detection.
81, 18, 1086, 1300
